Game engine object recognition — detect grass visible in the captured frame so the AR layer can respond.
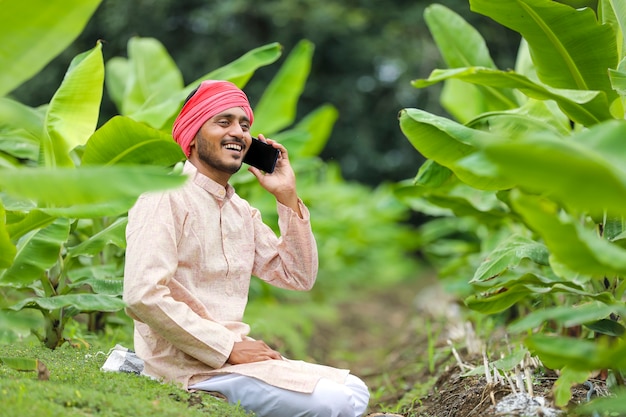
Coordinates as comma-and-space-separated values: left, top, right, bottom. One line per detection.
0, 337, 251, 417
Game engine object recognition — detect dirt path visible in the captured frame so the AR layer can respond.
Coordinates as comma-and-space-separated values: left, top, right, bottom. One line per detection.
310, 276, 596, 416
310, 275, 458, 414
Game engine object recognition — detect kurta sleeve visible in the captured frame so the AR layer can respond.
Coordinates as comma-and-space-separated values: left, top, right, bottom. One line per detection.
251, 198, 319, 290
123, 192, 236, 369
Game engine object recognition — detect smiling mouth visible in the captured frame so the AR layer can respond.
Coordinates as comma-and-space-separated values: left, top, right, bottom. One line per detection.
224, 143, 244, 153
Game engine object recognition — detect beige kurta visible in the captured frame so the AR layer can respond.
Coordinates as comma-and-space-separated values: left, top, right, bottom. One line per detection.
123, 161, 348, 392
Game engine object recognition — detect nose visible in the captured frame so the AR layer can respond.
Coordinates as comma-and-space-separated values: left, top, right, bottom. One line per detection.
228, 123, 245, 139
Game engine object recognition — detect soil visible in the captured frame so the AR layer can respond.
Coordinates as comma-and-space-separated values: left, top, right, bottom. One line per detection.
309, 277, 603, 417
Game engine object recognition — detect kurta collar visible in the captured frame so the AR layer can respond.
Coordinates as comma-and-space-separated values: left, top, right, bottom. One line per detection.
183, 161, 235, 200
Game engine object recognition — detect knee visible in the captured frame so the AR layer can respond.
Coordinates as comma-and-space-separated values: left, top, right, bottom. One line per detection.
307, 376, 369, 417
305, 395, 354, 417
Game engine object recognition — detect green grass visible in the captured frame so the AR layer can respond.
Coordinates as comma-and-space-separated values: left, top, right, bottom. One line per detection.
0, 339, 251, 417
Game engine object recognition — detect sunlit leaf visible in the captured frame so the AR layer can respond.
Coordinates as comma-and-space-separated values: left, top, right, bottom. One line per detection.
525, 334, 626, 371
414, 67, 612, 126
0, 202, 16, 268
553, 366, 590, 407
44, 42, 104, 167
485, 121, 626, 217
0, 98, 44, 160
289, 104, 338, 158
0, 166, 186, 208
82, 116, 184, 166
117, 37, 184, 128
10, 293, 125, 312
398, 108, 513, 190
471, 235, 549, 283
252, 40, 314, 135
0, 356, 39, 372
508, 302, 621, 333
0, 0, 101, 96
191, 42, 283, 89
0, 218, 70, 287
67, 218, 128, 257
67, 277, 124, 296
599, 0, 626, 60
511, 191, 626, 276
423, 4, 518, 121
471, 0, 618, 98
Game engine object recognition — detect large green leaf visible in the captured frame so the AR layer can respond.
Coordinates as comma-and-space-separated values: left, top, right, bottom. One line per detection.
525, 333, 626, 371
511, 191, 626, 276
107, 41, 283, 131
508, 301, 624, 333
290, 104, 338, 158
553, 366, 592, 407
4, 210, 55, 242
423, 4, 519, 121
471, 234, 549, 284
398, 108, 513, 190
0, 98, 44, 160
0, 202, 16, 268
608, 58, 626, 95
67, 217, 128, 257
43, 42, 104, 167
82, 116, 184, 166
483, 120, 626, 216
126, 37, 184, 114
0, 166, 187, 217
599, 0, 626, 60
466, 99, 571, 137
252, 40, 314, 135
424, 4, 497, 69
466, 273, 615, 314
0, 218, 70, 287
0, 0, 101, 96
191, 42, 283, 90
10, 293, 125, 313
414, 67, 612, 126
470, 0, 618, 99
114, 37, 185, 128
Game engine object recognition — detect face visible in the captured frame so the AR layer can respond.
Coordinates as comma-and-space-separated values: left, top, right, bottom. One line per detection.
190, 107, 252, 181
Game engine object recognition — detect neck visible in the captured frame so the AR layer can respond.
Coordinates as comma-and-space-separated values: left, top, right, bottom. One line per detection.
187, 155, 231, 187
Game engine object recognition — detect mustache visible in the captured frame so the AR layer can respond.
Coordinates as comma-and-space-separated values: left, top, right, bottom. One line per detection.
221, 138, 246, 148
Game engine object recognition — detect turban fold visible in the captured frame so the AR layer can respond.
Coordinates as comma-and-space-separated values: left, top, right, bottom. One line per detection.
172, 80, 254, 157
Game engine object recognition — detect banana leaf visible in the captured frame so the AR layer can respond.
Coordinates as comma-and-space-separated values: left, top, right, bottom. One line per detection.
0, 0, 101, 96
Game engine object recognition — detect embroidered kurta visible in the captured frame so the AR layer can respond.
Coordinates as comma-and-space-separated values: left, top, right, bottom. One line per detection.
123, 161, 348, 392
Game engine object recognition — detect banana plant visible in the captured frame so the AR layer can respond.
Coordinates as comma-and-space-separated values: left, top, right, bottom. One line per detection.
397, 0, 626, 410
0, 2, 286, 349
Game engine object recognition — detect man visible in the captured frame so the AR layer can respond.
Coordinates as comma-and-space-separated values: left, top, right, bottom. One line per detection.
123, 80, 370, 417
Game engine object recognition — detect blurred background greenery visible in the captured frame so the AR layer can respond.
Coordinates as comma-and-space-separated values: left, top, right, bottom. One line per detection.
11, 0, 519, 186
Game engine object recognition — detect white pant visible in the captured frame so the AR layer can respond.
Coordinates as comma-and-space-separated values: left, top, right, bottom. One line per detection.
190, 373, 370, 417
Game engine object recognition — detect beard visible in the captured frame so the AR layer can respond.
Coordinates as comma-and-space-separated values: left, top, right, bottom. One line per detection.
196, 136, 243, 175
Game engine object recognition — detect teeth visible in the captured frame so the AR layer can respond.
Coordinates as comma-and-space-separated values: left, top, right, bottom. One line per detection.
224, 144, 242, 151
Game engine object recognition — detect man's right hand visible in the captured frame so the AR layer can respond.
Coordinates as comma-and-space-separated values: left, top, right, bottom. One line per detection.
227, 340, 283, 365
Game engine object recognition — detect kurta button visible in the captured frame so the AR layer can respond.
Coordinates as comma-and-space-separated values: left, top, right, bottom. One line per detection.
218, 190, 225, 197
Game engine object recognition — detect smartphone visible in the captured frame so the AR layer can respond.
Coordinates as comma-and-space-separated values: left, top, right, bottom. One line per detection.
243, 137, 279, 173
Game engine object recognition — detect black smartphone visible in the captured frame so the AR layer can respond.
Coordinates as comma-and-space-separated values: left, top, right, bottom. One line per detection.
243, 137, 279, 173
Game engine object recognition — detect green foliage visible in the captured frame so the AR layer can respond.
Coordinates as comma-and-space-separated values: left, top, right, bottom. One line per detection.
1, 0, 420, 357
0, 0, 102, 97
0, 341, 251, 417
399, 0, 626, 410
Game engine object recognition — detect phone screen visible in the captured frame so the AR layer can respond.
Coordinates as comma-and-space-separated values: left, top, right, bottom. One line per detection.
243, 137, 280, 173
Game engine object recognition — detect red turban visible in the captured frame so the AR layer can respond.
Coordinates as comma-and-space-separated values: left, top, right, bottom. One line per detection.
172, 80, 254, 157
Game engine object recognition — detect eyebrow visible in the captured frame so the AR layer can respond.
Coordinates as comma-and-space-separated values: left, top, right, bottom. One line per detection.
213, 112, 250, 123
